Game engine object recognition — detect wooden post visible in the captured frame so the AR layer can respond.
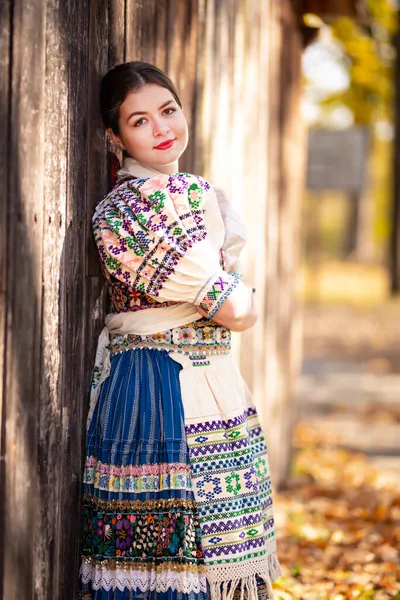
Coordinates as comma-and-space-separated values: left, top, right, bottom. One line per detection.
262, 0, 305, 489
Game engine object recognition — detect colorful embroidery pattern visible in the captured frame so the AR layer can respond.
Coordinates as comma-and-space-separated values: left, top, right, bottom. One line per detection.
110, 318, 232, 357
93, 173, 210, 299
196, 272, 241, 320
80, 493, 208, 594
185, 407, 277, 569
107, 280, 177, 313
81, 495, 204, 562
84, 458, 192, 494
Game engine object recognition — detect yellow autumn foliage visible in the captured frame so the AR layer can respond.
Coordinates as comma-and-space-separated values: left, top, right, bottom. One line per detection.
322, 1, 397, 125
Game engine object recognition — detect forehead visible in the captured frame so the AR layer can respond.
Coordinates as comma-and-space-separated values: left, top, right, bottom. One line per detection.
120, 84, 174, 116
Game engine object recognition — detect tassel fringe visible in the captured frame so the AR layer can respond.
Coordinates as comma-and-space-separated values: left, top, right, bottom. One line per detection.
208, 554, 283, 600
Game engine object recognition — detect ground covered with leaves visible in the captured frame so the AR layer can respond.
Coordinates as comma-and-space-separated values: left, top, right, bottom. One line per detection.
272, 303, 400, 600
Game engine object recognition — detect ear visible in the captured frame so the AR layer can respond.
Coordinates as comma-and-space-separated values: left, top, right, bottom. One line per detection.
106, 127, 126, 151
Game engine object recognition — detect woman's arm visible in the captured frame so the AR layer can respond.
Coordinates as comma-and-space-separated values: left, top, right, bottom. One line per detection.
196, 281, 258, 331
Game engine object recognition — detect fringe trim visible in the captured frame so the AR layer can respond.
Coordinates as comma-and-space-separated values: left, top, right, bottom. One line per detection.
207, 554, 283, 600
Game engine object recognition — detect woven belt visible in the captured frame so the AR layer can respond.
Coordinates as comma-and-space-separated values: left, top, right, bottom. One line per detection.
110, 319, 231, 357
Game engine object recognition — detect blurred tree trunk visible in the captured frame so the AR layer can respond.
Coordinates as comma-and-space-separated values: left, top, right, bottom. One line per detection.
344, 191, 375, 261
390, 10, 400, 293
344, 192, 360, 256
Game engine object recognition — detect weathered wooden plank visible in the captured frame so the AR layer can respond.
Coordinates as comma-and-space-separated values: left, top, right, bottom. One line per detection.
33, 1, 70, 596
260, 0, 305, 489
139, 0, 158, 64
85, 0, 109, 420
192, 0, 215, 175
3, 0, 46, 596
166, 0, 190, 100
238, 0, 270, 401
180, 0, 200, 172
0, 0, 11, 594
154, 0, 168, 71
125, 0, 140, 59
86, 0, 109, 278
56, 1, 91, 596
262, 0, 288, 490
109, 0, 126, 66
126, 0, 157, 62
190, 0, 205, 175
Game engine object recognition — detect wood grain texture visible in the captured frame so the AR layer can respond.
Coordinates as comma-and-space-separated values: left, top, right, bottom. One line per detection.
261, 0, 305, 488
56, 0, 92, 595
85, 0, 109, 462
126, 0, 156, 61
154, 0, 168, 71
109, 0, 126, 66
0, 1, 11, 597
86, 0, 109, 278
33, 1, 70, 596
3, 0, 46, 596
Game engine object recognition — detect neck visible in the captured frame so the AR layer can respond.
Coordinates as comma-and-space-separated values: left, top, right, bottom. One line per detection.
154, 160, 179, 175
121, 157, 179, 179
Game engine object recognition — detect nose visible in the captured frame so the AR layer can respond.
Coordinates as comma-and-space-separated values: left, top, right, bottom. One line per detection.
153, 118, 170, 137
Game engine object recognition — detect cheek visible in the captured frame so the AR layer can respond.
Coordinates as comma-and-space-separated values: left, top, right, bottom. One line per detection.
176, 114, 188, 140
125, 127, 151, 154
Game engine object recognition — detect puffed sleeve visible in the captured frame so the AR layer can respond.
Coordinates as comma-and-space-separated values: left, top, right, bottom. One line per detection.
92, 173, 241, 320
213, 186, 247, 275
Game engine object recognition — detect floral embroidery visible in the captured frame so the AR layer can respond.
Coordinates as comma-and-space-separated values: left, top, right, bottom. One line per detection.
172, 326, 198, 346
187, 183, 203, 209
81, 496, 204, 563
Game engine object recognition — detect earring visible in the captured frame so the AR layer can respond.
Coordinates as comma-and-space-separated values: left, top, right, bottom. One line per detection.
107, 136, 120, 153
106, 135, 122, 189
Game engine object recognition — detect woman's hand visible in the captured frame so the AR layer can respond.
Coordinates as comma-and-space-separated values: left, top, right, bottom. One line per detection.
196, 281, 258, 331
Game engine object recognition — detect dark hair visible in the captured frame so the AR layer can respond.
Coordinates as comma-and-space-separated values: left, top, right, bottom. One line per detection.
100, 61, 182, 134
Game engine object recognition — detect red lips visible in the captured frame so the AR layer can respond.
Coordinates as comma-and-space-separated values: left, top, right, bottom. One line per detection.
154, 138, 175, 150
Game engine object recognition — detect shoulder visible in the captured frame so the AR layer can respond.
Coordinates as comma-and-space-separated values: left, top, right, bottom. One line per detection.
94, 172, 212, 217
92, 177, 148, 226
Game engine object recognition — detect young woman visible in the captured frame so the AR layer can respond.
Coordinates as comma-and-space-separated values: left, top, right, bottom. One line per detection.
79, 61, 282, 600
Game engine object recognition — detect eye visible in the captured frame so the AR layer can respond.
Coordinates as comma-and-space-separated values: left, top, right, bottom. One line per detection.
163, 107, 176, 116
133, 117, 147, 127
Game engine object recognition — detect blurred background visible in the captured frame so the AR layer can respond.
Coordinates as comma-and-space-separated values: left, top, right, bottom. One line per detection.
276, 2, 400, 598
302, 0, 398, 301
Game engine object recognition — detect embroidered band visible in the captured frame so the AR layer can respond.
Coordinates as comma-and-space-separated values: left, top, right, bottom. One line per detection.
197, 272, 241, 320
110, 319, 232, 357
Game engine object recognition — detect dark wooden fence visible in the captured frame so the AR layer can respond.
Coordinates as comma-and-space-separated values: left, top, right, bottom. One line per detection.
0, 0, 352, 596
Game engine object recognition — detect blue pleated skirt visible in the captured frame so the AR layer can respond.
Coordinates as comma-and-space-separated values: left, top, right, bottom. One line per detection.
79, 348, 209, 600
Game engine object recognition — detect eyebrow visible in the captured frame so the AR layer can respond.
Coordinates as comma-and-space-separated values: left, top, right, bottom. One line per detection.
126, 99, 175, 122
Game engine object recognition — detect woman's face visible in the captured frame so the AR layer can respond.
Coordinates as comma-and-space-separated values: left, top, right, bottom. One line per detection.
108, 83, 188, 174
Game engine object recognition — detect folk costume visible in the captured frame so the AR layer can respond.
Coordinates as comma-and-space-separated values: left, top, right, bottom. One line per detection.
79, 158, 282, 600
